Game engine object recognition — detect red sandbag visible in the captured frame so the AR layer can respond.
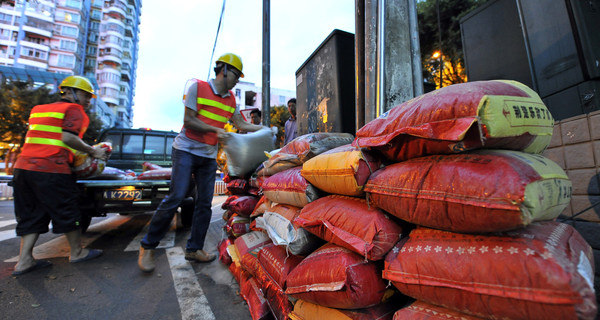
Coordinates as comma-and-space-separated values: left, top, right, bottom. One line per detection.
383, 222, 597, 320
234, 231, 272, 258
262, 167, 321, 207
222, 195, 240, 210
227, 178, 249, 195
142, 161, 163, 171
353, 80, 553, 162
285, 243, 388, 310
218, 237, 235, 266
240, 272, 272, 320
262, 279, 294, 320
393, 300, 484, 320
225, 214, 250, 237
258, 243, 303, 290
366, 150, 572, 233
296, 195, 404, 260
229, 195, 260, 218
137, 168, 172, 180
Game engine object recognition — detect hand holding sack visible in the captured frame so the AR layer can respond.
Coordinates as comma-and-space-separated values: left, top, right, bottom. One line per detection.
72, 142, 112, 179
221, 127, 275, 178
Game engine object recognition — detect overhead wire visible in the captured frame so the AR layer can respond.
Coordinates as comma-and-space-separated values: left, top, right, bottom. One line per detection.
207, 0, 227, 81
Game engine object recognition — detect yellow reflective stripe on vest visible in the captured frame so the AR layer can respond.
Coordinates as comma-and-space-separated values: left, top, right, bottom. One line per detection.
29, 124, 62, 133
198, 109, 229, 123
25, 137, 76, 153
29, 112, 66, 119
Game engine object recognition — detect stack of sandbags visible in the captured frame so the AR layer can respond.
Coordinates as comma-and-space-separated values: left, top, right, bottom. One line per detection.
352, 80, 596, 319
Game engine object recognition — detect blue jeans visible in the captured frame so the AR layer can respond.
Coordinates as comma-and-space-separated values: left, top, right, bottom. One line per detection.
141, 148, 217, 252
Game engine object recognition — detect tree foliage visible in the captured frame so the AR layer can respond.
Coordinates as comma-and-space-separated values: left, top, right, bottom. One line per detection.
269, 105, 290, 149
0, 79, 105, 148
417, 0, 489, 88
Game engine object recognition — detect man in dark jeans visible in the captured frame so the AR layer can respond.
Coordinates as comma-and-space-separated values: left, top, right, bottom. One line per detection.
138, 53, 264, 272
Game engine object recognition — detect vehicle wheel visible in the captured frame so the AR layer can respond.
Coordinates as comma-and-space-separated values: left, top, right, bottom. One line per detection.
179, 198, 194, 228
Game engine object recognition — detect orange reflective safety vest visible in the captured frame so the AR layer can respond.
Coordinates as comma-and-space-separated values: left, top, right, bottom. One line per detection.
20, 102, 89, 163
184, 80, 236, 146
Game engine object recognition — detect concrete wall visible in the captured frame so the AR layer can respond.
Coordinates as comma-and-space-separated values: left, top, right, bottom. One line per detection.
542, 110, 600, 222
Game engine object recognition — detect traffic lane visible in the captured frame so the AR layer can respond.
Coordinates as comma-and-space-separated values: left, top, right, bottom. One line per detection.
0, 200, 251, 320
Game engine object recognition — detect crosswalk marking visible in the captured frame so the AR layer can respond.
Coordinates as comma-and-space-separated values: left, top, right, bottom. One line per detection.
0, 219, 16, 228
167, 246, 216, 320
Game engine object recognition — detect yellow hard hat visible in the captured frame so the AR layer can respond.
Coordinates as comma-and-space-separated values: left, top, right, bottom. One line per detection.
216, 53, 244, 78
59, 75, 96, 98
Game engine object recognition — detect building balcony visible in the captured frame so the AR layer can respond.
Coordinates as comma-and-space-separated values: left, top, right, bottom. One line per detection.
21, 40, 50, 51
98, 53, 122, 65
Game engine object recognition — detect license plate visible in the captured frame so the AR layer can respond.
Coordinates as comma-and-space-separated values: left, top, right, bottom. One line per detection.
103, 189, 142, 200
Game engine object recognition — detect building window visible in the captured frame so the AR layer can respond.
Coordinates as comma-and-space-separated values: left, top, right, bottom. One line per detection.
56, 10, 81, 24
86, 46, 96, 55
85, 59, 96, 67
91, 9, 101, 20
61, 25, 79, 37
235, 89, 241, 99
65, 0, 82, 10
57, 54, 75, 68
59, 39, 77, 51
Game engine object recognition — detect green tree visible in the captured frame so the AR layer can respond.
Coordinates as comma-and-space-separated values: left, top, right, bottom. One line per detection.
269, 105, 290, 149
417, 0, 489, 88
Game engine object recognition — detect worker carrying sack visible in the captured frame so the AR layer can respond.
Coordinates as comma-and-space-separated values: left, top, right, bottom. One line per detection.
353, 80, 554, 162
366, 149, 572, 233
72, 142, 112, 179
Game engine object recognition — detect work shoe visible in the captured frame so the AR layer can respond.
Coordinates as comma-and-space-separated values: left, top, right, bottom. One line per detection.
138, 247, 155, 272
185, 249, 216, 263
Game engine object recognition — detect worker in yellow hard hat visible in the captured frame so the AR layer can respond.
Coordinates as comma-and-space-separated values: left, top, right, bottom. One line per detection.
138, 53, 268, 272
11, 75, 107, 275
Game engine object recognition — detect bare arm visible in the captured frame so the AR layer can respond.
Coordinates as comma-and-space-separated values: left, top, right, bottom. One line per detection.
230, 112, 264, 132
62, 131, 107, 160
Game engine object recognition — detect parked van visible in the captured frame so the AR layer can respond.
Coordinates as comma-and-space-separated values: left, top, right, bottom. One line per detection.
97, 128, 178, 172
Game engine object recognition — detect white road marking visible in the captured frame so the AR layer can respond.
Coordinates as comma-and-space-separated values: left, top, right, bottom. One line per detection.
166, 246, 216, 320
124, 216, 177, 252
0, 219, 16, 228
3, 214, 131, 262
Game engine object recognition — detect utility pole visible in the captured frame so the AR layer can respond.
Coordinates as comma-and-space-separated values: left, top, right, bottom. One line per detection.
261, 0, 271, 126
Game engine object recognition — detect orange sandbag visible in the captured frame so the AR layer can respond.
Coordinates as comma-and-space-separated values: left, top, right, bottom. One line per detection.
301, 144, 381, 197
259, 132, 354, 176
262, 167, 321, 207
137, 168, 172, 180
286, 243, 388, 310
262, 279, 294, 320
393, 301, 484, 320
353, 80, 554, 162
250, 195, 272, 218
258, 243, 303, 290
383, 222, 598, 320
289, 298, 401, 320
296, 195, 404, 261
366, 150, 572, 233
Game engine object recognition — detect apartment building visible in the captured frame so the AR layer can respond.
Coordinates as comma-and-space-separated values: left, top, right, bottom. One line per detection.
233, 80, 295, 111
0, 0, 141, 129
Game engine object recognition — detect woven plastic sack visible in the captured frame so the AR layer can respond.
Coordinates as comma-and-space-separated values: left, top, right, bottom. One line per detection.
289, 299, 401, 320
285, 243, 388, 310
301, 144, 381, 197
296, 195, 404, 260
260, 132, 354, 176
366, 149, 572, 233
137, 168, 172, 180
142, 161, 163, 171
218, 236, 234, 266
72, 142, 112, 178
262, 279, 294, 320
226, 178, 249, 195
383, 222, 598, 320
393, 301, 483, 320
228, 195, 260, 218
250, 195, 272, 218
240, 272, 272, 320
263, 204, 323, 256
353, 80, 554, 162
222, 127, 275, 178
258, 243, 303, 290
262, 167, 321, 207
225, 214, 250, 237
